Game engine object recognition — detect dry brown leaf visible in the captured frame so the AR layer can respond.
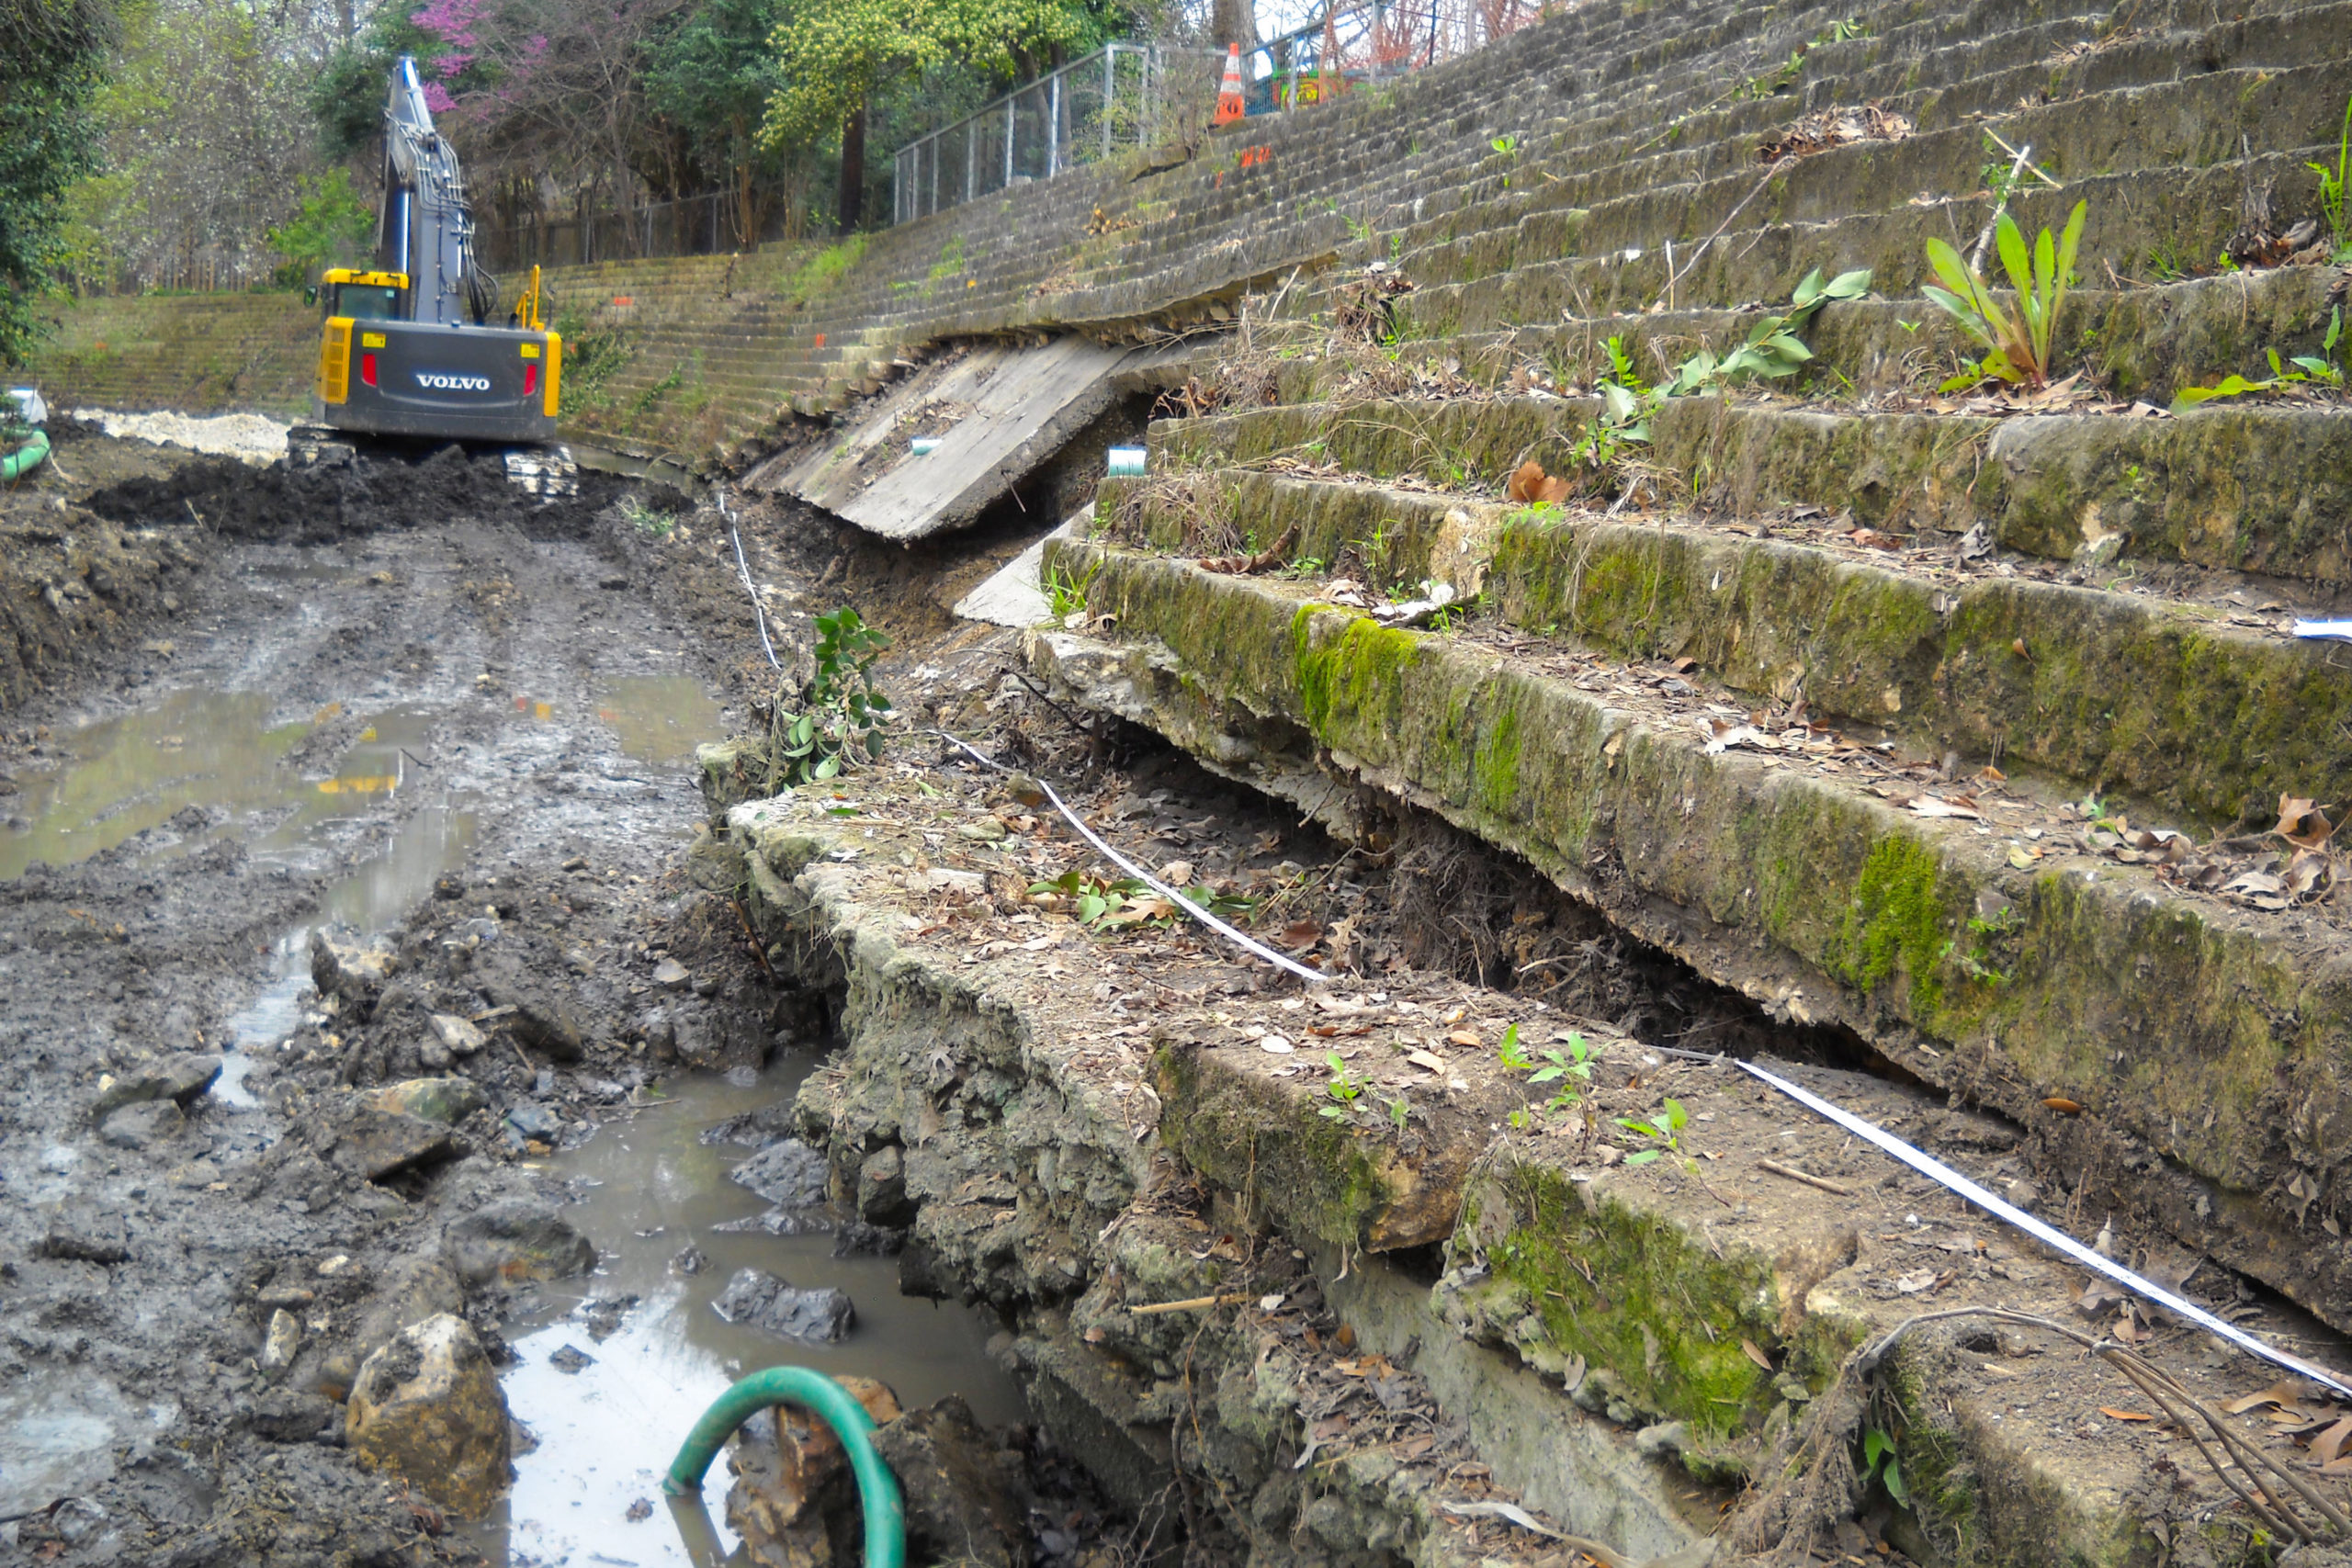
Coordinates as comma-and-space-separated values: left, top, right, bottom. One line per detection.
2223, 1382, 2310, 1415
1906, 795, 1981, 820
1446, 1029, 1481, 1049
1741, 1338, 1775, 1372
2099, 1406, 2154, 1421
1280, 919, 1323, 951
2274, 793, 2337, 851
1405, 1048, 1448, 1074
2043, 1097, 2084, 1115
2312, 1416, 2352, 1467
1505, 459, 1546, 502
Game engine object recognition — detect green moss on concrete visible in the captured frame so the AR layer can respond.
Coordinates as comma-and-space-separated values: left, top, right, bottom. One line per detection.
1471, 1165, 1779, 1443
1827, 836, 1951, 1010
1151, 1039, 1396, 1247
1299, 615, 1424, 734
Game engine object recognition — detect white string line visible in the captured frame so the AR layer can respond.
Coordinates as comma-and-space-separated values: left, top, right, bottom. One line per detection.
1736, 1056, 2352, 1399
715, 484, 783, 673
934, 730, 1330, 986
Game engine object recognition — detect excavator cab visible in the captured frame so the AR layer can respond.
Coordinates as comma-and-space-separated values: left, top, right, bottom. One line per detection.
307, 59, 561, 448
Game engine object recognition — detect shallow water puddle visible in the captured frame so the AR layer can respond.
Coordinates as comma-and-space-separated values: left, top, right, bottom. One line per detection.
475, 1066, 1023, 1568
597, 677, 725, 766
0, 690, 441, 879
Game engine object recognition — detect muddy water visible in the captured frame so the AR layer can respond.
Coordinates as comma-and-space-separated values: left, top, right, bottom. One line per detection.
478, 1066, 1025, 1568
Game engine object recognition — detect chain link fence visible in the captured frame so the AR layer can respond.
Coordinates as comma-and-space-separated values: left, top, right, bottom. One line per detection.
892, 44, 1224, 226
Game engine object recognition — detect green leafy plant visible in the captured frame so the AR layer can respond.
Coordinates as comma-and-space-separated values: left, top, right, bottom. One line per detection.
617, 495, 673, 536
1921, 200, 2087, 389
773, 607, 892, 784
1862, 1428, 1911, 1506
1320, 1051, 1366, 1120
1567, 336, 1655, 473
2310, 91, 2351, 256
1275, 555, 1328, 580
1661, 267, 1871, 394
2171, 308, 2345, 412
1528, 1031, 1600, 1114
265, 169, 376, 286
1497, 1021, 1533, 1073
1615, 1098, 1689, 1166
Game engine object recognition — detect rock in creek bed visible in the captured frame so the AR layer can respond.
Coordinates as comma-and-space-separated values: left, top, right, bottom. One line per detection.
728, 1136, 831, 1207
708, 1268, 855, 1343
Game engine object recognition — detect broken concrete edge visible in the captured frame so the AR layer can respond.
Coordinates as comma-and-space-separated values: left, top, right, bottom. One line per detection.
697, 784, 1713, 1561
1150, 392, 2352, 583
1100, 464, 2352, 829
1031, 538, 2352, 1340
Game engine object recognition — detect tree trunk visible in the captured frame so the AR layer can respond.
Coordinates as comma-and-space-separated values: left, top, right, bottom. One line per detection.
1212, 0, 1255, 49
836, 102, 865, 231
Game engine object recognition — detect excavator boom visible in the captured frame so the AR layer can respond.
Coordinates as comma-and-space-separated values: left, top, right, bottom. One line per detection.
309, 57, 560, 445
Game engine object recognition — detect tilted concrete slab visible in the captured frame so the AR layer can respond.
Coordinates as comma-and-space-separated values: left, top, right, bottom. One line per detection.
950, 508, 1091, 628
763, 337, 1168, 541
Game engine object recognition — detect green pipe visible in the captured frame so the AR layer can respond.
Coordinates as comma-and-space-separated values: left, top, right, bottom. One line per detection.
664, 1366, 906, 1568
2, 429, 47, 480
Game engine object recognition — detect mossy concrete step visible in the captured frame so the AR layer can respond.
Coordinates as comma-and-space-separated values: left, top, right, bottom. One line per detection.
1154, 1026, 2298, 1566
707, 781, 1704, 1562
1401, 0, 2352, 269
1391, 147, 2332, 344
1102, 466, 2352, 827
1286, 265, 2342, 408
1153, 395, 2352, 582
1033, 541, 2352, 1339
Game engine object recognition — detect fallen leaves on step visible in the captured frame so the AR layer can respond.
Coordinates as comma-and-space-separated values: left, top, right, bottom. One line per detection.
1199, 523, 1299, 575
1504, 459, 1570, 504
1757, 102, 1914, 164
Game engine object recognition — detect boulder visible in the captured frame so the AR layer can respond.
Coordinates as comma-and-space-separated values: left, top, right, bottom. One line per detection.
729, 1139, 831, 1208
311, 929, 394, 1005
89, 1053, 221, 1122
323, 1109, 461, 1182
352, 1252, 465, 1362
240, 1389, 336, 1443
473, 956, 583, 1061
871, 1396, 1032, 1568
708, 1269, 854, 1343
428, 1012, 486, 1057
444, 1195, 595, 1286
725, 1375, 902, 1553
855, 1145, 912, 1225
345, 1314, 512, 1517
98, 1098, 185, 1150
361, 1077, 485, 1125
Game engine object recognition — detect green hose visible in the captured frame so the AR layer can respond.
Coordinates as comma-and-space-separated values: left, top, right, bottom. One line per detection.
2, 429, 47, 480
664, 1367, 906, 1568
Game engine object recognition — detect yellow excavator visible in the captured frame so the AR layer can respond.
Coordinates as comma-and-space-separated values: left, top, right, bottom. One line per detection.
304, 58, 562, 457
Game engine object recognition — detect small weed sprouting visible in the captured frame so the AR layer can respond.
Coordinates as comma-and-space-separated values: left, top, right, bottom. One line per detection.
2172, 308, 2346, 412
1491, 134, 1521, 187
2310, 91, 2351, 257
1275, 555, 1328, 580
772, 606, 891, 784
1497, 1021, 1532, 1072
1320, 1051, 1366, 1121
1921, 199, 2087, 390
617, 495, 673, 537
1615, 1097, 1689, 1166
1527, 1030, 1600, 1115
1042, 560, 1097, 619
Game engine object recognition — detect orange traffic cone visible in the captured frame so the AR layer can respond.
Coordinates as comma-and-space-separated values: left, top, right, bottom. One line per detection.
1213, 42, 1246, 125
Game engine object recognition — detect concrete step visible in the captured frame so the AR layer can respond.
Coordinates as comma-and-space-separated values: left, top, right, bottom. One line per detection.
1102, 464, 2352, 826
1035, 536, 2352, 1343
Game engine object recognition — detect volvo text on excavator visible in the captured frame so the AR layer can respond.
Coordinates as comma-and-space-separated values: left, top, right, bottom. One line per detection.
306, 58, 561, 454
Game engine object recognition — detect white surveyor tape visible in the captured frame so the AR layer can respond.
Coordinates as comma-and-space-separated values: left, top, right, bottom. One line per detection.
910, 436, 942, 457
933, 731, 1329, 986
1105, 446, 1147, 477
1737, 1057, 2352, 1399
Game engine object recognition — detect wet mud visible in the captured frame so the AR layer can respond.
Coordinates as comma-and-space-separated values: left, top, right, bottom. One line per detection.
0, 436, 1024, 1566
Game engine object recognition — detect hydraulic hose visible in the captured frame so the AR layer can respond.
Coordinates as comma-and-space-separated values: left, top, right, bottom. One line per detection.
664, 1367, 906, 1568
2, 429, 47, 481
